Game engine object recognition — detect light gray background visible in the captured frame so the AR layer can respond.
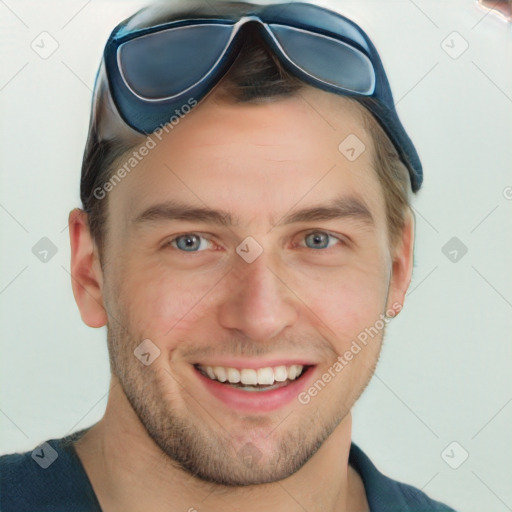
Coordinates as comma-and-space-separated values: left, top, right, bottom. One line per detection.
1, 1, 511, 511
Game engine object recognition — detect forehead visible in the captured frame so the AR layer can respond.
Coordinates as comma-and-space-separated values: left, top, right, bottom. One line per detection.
107, 87, 385, 232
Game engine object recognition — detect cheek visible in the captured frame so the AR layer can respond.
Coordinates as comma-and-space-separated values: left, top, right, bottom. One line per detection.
300, 261, 390, 348
112, 237, 391, 350
120, 265, 223, 342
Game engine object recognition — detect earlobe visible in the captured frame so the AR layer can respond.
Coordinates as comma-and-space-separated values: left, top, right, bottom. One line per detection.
68, 208, 108, 328
386, 209, 415, 316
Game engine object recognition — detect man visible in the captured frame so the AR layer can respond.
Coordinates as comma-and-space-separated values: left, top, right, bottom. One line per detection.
0, 1, 457, 510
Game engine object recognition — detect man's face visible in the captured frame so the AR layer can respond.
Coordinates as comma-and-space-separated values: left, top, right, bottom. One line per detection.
98, 87, 406, 486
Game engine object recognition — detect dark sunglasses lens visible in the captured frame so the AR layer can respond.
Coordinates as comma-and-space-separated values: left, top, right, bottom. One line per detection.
269, 25, 375, 94
118, 24, 233, 99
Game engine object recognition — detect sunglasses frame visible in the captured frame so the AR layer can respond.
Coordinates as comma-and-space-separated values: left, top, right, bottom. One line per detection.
100, 2, 423, 191
113, 17, 377, 103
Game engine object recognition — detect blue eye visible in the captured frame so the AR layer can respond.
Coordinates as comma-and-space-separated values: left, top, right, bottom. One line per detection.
169, 234, 211, 252
303, 231, 341, 250
164, 231, 343, 254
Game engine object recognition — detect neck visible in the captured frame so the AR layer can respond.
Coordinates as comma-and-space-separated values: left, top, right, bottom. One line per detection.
74, 375, 365, 512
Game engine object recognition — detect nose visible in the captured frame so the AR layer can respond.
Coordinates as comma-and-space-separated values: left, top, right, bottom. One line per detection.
217, 255, 298, 342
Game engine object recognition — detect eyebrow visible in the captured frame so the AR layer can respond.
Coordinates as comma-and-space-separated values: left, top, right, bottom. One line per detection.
131, 195, 374, 230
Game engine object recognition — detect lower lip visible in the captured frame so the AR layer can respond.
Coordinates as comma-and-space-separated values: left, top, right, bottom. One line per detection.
194, 366, 315, 413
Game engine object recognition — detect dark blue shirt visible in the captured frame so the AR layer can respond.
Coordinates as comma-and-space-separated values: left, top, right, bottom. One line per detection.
0, 427, 456, 511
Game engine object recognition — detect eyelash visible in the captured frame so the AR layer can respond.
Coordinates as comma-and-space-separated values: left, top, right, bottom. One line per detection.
162, 230, 346, 253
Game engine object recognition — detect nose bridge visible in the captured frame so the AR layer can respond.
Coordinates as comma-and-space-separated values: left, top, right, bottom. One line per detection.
240, 254, 281, 302
218, 251, 298, 341
236, 15, 264, 29
234, 15, 271, 47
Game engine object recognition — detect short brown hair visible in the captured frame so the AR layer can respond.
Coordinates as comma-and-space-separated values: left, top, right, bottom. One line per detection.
80, 25, 412, 266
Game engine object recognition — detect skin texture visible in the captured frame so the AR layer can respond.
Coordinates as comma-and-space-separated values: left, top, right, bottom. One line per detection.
69, 86, 414, 512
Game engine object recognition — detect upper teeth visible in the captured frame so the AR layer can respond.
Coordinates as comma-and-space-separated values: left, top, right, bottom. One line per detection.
199, 365, 304, 386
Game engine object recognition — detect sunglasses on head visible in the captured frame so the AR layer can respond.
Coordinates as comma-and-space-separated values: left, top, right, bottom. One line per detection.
101, 2, 423, 191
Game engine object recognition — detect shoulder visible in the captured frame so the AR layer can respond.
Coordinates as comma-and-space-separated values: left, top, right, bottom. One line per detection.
0, 429, 101, 512
349, 442, 458, 512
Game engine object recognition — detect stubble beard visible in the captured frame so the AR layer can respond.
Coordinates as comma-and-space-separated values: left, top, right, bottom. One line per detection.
105, 327, 372, 486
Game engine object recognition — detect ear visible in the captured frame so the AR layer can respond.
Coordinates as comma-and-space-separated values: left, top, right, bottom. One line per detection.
68, 208, 108, 328
386, 208, 415, 316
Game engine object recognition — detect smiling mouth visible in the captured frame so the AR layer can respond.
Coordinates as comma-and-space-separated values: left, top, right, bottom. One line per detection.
194, 364, 311, 392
